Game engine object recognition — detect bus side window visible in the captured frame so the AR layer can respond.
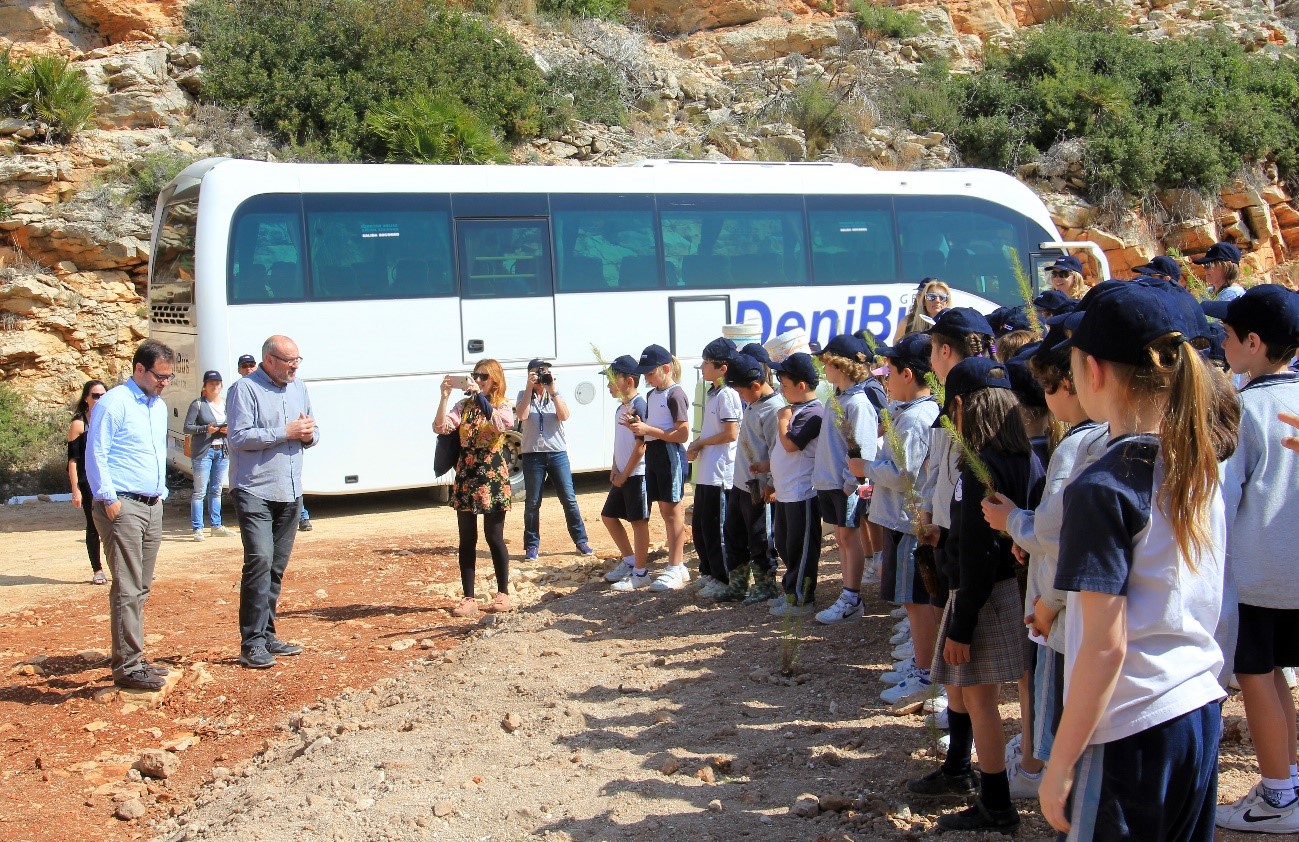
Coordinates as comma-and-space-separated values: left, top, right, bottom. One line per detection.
229, 197, 304, 303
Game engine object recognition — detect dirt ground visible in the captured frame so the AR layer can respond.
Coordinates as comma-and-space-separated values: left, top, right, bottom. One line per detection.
0, 479, 1276, 842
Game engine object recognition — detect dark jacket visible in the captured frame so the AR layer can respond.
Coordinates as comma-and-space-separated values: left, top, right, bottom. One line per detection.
183, 398, 227, 459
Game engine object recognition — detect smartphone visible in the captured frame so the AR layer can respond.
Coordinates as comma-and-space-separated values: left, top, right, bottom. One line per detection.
447, 374, 472, 391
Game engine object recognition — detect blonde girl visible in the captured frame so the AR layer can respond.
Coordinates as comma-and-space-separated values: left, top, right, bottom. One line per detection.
894, 278, 952, 343
1046, 256, 1089, 299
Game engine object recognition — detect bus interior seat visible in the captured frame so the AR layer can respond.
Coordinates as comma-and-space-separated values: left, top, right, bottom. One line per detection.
681, 254, 731, 287
618, 255, 659, 289
266, 261, 302, 299
561, 255, 606, 291
390, 259, 430, 297
826, 252, 862, 284
232, 265, 269, 301
731, 253, 784, 287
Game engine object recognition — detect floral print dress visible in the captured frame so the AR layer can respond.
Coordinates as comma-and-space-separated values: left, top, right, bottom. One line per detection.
444, 397, 514, 514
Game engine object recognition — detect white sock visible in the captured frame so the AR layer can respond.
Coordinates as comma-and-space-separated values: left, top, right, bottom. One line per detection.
622, 555, 635, 567
1261, 777, 1296, 807
841, 588, 861, 605
1290, 763, 1297, 790
631, 568, 648, 577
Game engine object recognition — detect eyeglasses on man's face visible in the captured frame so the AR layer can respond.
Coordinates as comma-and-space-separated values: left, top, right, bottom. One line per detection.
925, 293, 949, 303
146, 368, 175, 384
270, 353, 303, 365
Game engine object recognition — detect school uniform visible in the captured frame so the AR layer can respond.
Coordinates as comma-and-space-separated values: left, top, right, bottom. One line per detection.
867, 396, 940, 605
931, 446, 1043, 687
771, 399, 824, 604
723, 391, 785, 579
601, 396, 649, 523
643, 383, 688, 503
1056, 435, 1226, 842
916, 425, 958, 607
811, 381, 879, 526
693, 384, 742, 583
1005, 420, 1108, 762
1220, 372, 1299, 676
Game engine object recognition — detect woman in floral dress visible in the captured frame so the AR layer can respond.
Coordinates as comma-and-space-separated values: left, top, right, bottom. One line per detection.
435, 359, 516, 618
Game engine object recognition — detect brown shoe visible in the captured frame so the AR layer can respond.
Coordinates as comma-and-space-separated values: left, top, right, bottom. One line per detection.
487, 592, 512, 613
451, 597, 479, 618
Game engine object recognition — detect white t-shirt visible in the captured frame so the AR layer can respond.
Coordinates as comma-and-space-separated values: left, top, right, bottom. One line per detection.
645, 383, 689, 437
696, 384, 742, 488
613, 396, 648, 477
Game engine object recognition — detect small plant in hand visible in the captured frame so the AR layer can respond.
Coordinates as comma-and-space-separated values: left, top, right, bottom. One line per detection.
591, 344, 628, 403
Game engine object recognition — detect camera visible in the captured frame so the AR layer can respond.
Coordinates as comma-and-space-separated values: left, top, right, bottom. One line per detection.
538, 369, 553, 386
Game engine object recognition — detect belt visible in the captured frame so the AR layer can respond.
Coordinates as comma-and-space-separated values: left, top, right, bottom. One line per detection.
119, 492, 162, 506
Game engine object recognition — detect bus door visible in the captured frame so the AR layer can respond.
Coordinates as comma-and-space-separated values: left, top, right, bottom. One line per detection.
455, 216, 557, 365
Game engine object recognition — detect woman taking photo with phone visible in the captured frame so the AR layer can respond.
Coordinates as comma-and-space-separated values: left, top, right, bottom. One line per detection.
67, 379, 108, 584
435, 359, 516, 618
184, 370, 233, 542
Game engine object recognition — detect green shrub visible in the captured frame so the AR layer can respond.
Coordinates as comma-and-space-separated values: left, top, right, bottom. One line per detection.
0, 50, 95, 142
124, 151, 197, 209
537, 0, 627, 20
540, 58, 628, 134
186, 0, 546, 160
852, 0, 923, 40
0, 384, 65, 501
0, 50, 20, 113
365, 92, 509, 164
783, 79, 850, 156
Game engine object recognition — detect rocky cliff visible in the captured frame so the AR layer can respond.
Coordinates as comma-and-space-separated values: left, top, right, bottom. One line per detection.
3, 0, 1298, 407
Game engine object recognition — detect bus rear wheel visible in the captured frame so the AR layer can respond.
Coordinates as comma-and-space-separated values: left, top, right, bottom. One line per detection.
502, 429, 525, 499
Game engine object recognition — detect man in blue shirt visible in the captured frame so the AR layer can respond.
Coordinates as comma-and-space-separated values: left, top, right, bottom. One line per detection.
227, 335, 319, 669
86, 338, 174, 692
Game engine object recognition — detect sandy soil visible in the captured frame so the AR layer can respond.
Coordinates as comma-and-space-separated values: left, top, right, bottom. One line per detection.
0, 480, 1275, 842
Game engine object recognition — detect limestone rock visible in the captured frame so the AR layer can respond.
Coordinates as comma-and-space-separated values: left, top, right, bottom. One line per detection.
114, 797, 146, 821
78, 48, 190, 130
792, 792, 821, 817
628, 0, 779, 35
133, 748, 178, 780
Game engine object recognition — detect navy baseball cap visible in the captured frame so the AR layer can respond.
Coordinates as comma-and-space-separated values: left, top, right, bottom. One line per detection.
1192, 242, 1242, 265
773, 352, 819, 385
986, 305, 1030, 337
1133, 277, 1211, 343
527, 358, 550, 371
1201, 283, 1299, 347
742, 342, 773, 368
1006, 359, 1046, 408
1036, 313, 1080, 359
237, 354, 256, 367
632, 344, 673, 374
1132, 255, 1182, 283
1033, 289, 1075, 312
604, 354, 640, 376
701, 337, 737, 362
879, 332, 932, 374
1049, 255, 1084, 274
814, 333, 870, 361
928, 307, 994, 341
943, 357, 1012, 414
1202, 321, 1228, 365
202, 369, 222, 382
1061, 283, 1189, 365
723, 352, 765, 386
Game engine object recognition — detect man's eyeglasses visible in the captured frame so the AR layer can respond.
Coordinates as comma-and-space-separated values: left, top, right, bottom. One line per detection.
270, 354, 303, 365
88, 392, 106, 400
146, 368, 175, 384
924, 293, 949, 302
472, 372, 491, 382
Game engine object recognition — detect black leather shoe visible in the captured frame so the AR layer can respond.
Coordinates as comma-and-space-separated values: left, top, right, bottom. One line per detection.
114, 669, 165, 691
298, 518, 313, 532
906, 766, 980, 797
266, 638, 303, 656
936, 799, 1021, 833
140, 661, 170, 677
238, 646, 276, 669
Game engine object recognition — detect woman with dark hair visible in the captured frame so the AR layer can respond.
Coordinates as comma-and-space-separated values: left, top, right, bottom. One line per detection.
894, 278, 952, 343
183, 370, 233, 541
67, 379, 107, 584
435, 359, 516, 618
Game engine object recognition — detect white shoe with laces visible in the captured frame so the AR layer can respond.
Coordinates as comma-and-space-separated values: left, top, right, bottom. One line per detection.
891, 639, 915, 661
192, 529, 205, 542
922, 692, 948, 714
815, 593, 863, 625
649, 564, 691, 592
889, 626, 911, 646
604, 560, 634, 582
892, 617, 910, 634
890, 605, 907, 619
611, 570, 653, 591
881, 673, 933, 705
1216, 784, 1299, 833
880, 658, 919, 685
700, 579, 729, 598
925, 706, 950, 730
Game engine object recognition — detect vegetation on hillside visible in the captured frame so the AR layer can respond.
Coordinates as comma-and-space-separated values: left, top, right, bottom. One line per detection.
0, 50, 95, 142
0, 384, 65, 500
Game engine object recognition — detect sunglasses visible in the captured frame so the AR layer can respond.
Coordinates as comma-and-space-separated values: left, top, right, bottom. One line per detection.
88, 392, 106, 400
924, 293, 949, 302
472, 372, 491, 381
1051, 270, 1071, 278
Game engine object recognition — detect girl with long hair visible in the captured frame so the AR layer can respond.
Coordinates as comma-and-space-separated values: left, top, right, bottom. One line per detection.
894, 278, 952, 343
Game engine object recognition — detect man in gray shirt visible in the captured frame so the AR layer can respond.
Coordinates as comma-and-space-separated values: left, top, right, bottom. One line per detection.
227, 335, 319, 669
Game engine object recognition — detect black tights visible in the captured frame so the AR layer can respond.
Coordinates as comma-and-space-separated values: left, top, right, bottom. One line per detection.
79, 483, 102, 572
457, 510, 508, 598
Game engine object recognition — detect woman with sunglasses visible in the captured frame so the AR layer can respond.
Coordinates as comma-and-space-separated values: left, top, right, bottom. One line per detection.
1046, 255, 1089, 299
436, 360, 517, 618
67, 379, 108, 584
894, 278, 952, 343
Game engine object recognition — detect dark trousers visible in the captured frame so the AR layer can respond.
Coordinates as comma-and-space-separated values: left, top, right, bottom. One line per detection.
774, 497, 821, 604
522, 451, 587, 550
723, 485, 777, 575
79, 482, 101, 572
691, 483, 727, 582
458, 510, 509, 597
233, 489, 300, 650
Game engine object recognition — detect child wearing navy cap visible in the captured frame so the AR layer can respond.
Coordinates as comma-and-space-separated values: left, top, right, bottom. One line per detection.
1039, 282, 1230, 841
1193, 241, 1245, 302
1204, 284, 1299, 833
599, 356, 651, 585
685, 338, 742, 597
767, 352, 825, 616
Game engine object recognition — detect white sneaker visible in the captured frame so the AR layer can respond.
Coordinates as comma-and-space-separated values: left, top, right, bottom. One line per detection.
211, 525, 234, 537
892, 617, 910, 635
1007, 756, 1043, 799
922, 691, 948, 714
611, 570, 653, 591
649, 565, 691, 592
815, 593, 863, 625
692, 574, 716, 592
891, 639, 915, 661
880, 658, 919, 685
1229, 673, 1241, 691
890, 605, 907, 619
192, 529, 205, 542
604, 560, 634, 582
1285, 667, 1297, 689
925, 707, 950, 730
881, 674, 933, 705
700, 579, 729, 598
1005, 733, 1023, 768
889, 627, 912, 646
770, 599, 817, 618
937, 733, 950, 755
1216, 784, 1299, 833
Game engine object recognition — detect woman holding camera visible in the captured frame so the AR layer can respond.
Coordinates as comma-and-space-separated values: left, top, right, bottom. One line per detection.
516, 359, 592, 561
436, 359, 516, 618
184, 370, 233, 541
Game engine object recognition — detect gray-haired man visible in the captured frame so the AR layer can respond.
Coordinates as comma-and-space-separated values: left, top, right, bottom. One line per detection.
227, 335, 319, 668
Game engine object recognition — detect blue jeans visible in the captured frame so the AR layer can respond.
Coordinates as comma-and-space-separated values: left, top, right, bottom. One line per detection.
233, 489, 301, 649
522, 450, 587, 551
190, 447, 228, 530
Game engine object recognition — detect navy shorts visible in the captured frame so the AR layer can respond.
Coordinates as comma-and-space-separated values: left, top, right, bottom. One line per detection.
601, 476, 649, 523
816, 488, 864, 528
644, 440, 685, 504
1234, 604, 1299, 674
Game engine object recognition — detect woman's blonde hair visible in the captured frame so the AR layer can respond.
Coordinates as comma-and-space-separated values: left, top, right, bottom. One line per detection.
1056, 270, 1088, 299
897, 279, 951, 339
995, 330, 1036, 363
472, 358, 507, 406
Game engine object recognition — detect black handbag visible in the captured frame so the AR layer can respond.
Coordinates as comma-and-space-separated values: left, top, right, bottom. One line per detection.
434, 431, 461, 476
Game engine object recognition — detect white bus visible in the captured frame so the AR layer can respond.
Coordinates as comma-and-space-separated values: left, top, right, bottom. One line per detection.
148, 158, 1103, 495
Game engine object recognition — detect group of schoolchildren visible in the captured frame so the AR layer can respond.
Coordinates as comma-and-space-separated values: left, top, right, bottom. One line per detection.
592, 265, 1299, 840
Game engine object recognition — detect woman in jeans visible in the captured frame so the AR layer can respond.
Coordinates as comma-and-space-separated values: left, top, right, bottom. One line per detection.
67, 379, 107, 584
183, 370, 233, 541
435, 359, 516, 618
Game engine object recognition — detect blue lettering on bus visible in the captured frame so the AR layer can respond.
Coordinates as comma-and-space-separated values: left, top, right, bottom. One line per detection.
737, 295, 894, 346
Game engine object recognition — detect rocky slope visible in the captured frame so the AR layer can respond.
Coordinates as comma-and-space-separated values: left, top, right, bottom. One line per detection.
3, 0, 1299, 407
